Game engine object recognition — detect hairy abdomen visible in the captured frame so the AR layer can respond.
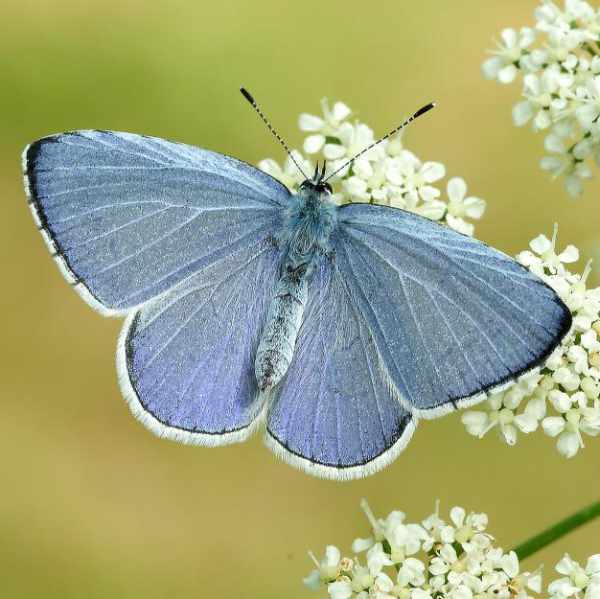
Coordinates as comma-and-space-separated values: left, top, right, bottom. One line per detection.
255, 265, 309, 391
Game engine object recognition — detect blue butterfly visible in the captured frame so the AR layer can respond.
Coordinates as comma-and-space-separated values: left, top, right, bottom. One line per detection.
22, 89, 571, 480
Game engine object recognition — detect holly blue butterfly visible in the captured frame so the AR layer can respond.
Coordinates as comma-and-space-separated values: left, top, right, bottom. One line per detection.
22, 89, 571, 480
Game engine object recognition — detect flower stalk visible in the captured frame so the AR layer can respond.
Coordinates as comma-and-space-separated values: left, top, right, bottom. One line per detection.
514, 499, 600, 561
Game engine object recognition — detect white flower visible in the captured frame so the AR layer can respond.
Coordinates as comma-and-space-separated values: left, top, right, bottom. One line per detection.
464, 228, 600, 457
352, 500, 428, 564
393, 150, 445, 205
449, 506, 489, 544
429, 543, 459, 576
484, 1, 600, 196
366, 543, 393, 575
513, 68, 573, 129
261, 96, 485, 233
575, 75, 600, 129
259, 150, 312, 191
397, 557, 426, 587
412, 589, 433, 599
444, 177, 486, 236
305, 545, 344, 589
517, 224, 579, 276
511, 568, 544, 599
341, 157, 400, 205
483, 28, 536, 83
371, 572, 395, 599
548, 554, 600, 599
461, 392, 521, 445
306, 502, 539, 599
328, 578, 353, 599
540, 145, 593, 198
535, 1, 595, 50
259, 96, 482, 235
300, 98, 352, 154
323, 122, 377, 177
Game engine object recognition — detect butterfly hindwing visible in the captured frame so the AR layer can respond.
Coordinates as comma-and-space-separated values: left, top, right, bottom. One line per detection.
265, 254, 415, 480
23, 130, 289, 315
336, 203, 572, 417
118, 239, 280, 445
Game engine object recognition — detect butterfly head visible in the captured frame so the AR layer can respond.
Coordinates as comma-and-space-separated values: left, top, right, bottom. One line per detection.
298, 161, 332, 198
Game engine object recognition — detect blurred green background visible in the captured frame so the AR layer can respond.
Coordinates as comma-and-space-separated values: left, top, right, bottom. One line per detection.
1, 1, 599, 597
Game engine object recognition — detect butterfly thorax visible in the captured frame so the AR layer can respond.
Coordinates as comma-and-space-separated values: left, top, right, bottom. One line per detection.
255, 184, 337, 392
277, 185, 337, 267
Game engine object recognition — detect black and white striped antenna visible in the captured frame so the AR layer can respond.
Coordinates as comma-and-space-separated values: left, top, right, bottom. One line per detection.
240, 87, 309, 180
323, 101, 436, 182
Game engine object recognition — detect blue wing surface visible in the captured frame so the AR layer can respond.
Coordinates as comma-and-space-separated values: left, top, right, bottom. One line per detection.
265, 254, 415, 480
23, 130, 289, 315
117, 238, 280, 445
336, 204, 572, 418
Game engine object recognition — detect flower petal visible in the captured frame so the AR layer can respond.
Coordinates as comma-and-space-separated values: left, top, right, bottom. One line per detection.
513, 101, 535, 126
332, 101, 352, 122
500, 28, 518, 48
299, 113, 325, 132
463, 196, 486, 219
323, 143, 347, 160
559, 244, 580, 263
482, 56, 504, 79
543, 416, 566, 437
422, 161, 446, 183
304, 134, 326, 154
328, 580, 353, 599
530, 234, 552, 255
447, 177, 467, 202
498, 64, 518, 84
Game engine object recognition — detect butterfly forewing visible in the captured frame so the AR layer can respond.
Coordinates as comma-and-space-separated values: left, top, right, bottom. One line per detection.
23, 130, 289, 314
336, 203, 571, 417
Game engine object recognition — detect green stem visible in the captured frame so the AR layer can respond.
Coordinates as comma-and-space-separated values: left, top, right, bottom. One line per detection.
513, 500, 600, 561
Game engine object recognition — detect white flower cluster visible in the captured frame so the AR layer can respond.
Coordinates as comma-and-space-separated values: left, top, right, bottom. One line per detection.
259, 98, 486, 236
548, 553, 600, 599
482, 0, 600, 196
304, 499, 541, 599
462, 226, 600, 458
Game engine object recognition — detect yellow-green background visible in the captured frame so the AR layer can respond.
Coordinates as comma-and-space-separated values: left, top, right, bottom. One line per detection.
1, 1, 599, 597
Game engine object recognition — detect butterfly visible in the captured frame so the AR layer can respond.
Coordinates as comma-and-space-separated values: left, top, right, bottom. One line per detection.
22, 88, 571, 480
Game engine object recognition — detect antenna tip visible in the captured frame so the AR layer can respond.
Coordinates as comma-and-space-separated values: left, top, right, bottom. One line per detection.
240, 87, 255, 104
414, 102, 437, 119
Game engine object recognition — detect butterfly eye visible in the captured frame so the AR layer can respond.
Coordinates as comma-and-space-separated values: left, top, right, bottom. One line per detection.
323, 182, 332, 194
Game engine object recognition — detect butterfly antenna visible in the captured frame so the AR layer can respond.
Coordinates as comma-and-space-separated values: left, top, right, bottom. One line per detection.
240, 87, 309, 180
323, 101, 437, 182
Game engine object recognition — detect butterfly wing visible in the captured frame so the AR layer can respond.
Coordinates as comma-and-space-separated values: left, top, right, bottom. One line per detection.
265, 255, 416, 480
118, 236, 281, 445
24, 130, 290, 444
336, 204, 572, 418
23, 130, 289, 315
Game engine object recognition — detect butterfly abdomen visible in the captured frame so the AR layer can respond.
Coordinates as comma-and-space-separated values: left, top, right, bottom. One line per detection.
255, 187, 337, 392
255, 263, 309, 391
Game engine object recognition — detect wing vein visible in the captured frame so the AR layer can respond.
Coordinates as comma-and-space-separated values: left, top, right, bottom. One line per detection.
347, 234, 511, 374
398, 272, 448, 396
347, 225, 555, 335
